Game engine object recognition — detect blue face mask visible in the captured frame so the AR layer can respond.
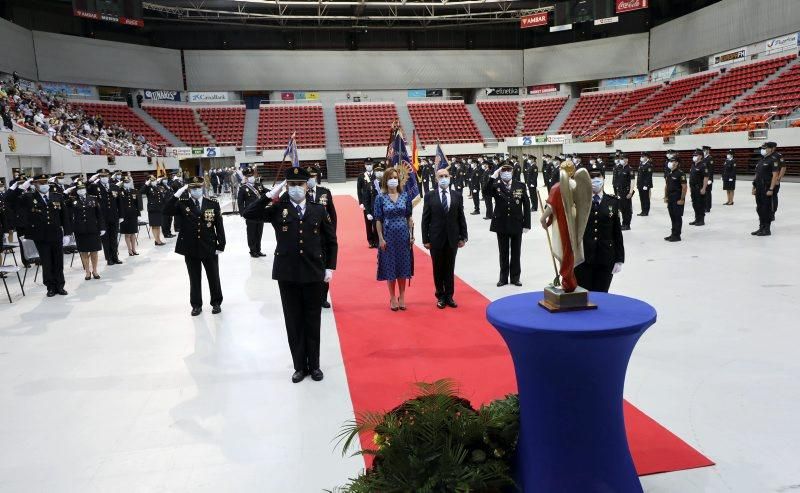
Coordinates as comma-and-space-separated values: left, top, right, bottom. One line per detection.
438, 177, 450, 189
288, 186, 306, 203
38, 185, 50, 194
500, 171, 512, 182
190, 188, 203, 200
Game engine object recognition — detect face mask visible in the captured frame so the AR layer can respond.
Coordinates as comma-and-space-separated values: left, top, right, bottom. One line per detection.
190, 189, 203, 200
387, 178, 399, 188
591, 177, 604, 193
500, 171, 512, 182
124, 182, 133, 190
574, 158, 581, 164
692, 156, 700, 163
77, 189, 87, 197
307, 178, 317, 188
38, 185, 50, 194
760, 149, 767, 156
288, 186, 305, 203
365, 165, 373, 172
668, 162, 676, 171
247, 177, 255, 184
640, 157, 646, 163
590, 160, 596, 165
438, 177, 450, 189
471, 163, 477, 169
0, 187, 5, 193
726, 155, 733, 160
59, 178, 70, 185
375, 172, 384, 179
100, 177, 109, 185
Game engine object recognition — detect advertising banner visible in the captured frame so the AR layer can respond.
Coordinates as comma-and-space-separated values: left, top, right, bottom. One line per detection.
192, 147, 222, 157
486, 87, 520, 97
143, 89, 181, 102
528, 84, 559, 95
425, 89, 443, 97
765, 32, 798, 55
41, 82, 94, 97
550, 24, 572, 33
407, 89, 426, 98
709, 47, 747, 67
189, 92, 229, 103
167, 147, 193, 160
518, 134, 572, 146
520, 12, 548, 29
594, 16, 619, 25
615, 0, 648, 14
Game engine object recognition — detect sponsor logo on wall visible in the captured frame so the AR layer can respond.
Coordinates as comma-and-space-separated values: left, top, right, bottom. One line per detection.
594, 16, 619, 25
528, 84, 559, 95
189, 92, 229, 103
192, 147, 221, 157
518, 134, 572, 146
41, 82, 94, 97
615, 0, 648, 14
709, 47, 748, 67
486, 87, 520, 97
550, 24, 572, 33
520, 12, 548, 29
765, 33, 798, 55
143, 89, 182, 102
279, 91, 319, 102
167, 147, 193, 159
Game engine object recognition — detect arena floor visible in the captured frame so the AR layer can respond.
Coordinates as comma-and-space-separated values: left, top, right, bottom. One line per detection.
1, 181, 798, 492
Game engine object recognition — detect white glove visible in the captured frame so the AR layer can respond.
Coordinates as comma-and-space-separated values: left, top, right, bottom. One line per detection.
643, 187, 648, 191
64, 186, 76, 195
174, 184, 189, 198
473, 189, 478, 193
48, 176, 57, 183
89, 173, 100, 183
612, 262, 623, 274
118, 218, 124, 223
359, 204, 365, 210
523, 228, 530, 234
100, 230, 106, 236
366, 214, 374, 221
62, 235, 70, 247
491, 169, 500, 179
10, 181, 18, 190
18, 235, 24, 240
324, 269, 334, 283
215, 250, 223, 255
20, 178, 33, 190
267, 180, 287, 200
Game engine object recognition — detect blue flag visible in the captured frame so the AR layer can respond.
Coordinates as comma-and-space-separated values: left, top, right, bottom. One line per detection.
387, 129, 421, 206
283, 132, 299, 168
434, 144, 450, 171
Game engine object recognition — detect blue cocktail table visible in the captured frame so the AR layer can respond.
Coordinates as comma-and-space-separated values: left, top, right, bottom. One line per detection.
486, 291, 656, 493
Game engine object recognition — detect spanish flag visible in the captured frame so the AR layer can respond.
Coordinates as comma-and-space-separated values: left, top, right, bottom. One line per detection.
411, 129, 419, 174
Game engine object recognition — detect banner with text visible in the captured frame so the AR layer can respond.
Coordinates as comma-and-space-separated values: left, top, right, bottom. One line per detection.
528, 84, 559, 95
520, 12, 548, 29
518, 134, 572, 146
143, 89, 181, 102
765, 32, 798, 55
189, 92, 229, 103
709, 47, 748, 67
615, 0, 648, 14
41, 82, 94, 97
192, 147, 222, 157
486, 87, 520, 97
167, 147, 193, 160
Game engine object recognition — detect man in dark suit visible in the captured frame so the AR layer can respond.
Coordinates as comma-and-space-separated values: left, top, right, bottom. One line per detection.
237, 167, 267, 258
575, 163, 625, 292
242, 166, 338, 384
483, 162, 531, 287
421, 167, 468, 309
306, 165, 337, 309
88, 168, 122, 265
356, 159, 379, 248
165, 176, 226, 316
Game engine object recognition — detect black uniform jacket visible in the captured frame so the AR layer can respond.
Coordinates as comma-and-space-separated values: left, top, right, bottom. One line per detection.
242, 195, 337, 283
164, 195, 226, 259
483, 179, 532, 235
237, 183, 266, 220
139, 183, 165, 213
583, 193, 625, 266
8, 189, 71, 241
89, 183, 121, 222
308, 185, 337, 228
67, 195, 105, 235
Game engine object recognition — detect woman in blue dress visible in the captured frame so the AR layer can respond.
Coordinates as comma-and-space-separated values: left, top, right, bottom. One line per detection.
374, 167, 414, 311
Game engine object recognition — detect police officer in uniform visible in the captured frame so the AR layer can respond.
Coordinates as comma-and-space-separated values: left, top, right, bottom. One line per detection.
664, 156, 688, 242
664, 149, 676, 181
468, 159, 483, 215
166, 176, 226, 316
140, 175, 167, 246
357, 159, 379, 248
242, 167, 338, 384
161, 173, 176, 238
722, 149, 737, 205
771, 148, 787, 219
545, 155, 561, 192
306, 165, 337, 309
480, 160, 494, 220
612, 154, 633, 230
7, 174, 71, 297
483, 162, 531, 287
636, 151, 654, 216
524, 155, 539, 212
701, 146, 714, 213
65, 180, 105, 280
88, 168, 122, 265
237, 167, 267, 258
689, 148, 709, 226
751, 141, 783, 236
421, 158, 433, 195
575, 162, 624, 292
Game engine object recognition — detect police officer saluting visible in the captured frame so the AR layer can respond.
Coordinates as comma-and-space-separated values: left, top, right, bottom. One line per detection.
751, 141, 783, 236
483, 162, 531, 287
689, 148, 709, 226
88, 168, 122, 266
237, 167, 267, 258
7, 174, 71, 297
664, 156, 688, 242
306, 165, 337, 309
357, 159, 379, 248
636, 152, 654, 216
242, 166, 337, 384
524, 155, 539, 212
166, 176, 226, 316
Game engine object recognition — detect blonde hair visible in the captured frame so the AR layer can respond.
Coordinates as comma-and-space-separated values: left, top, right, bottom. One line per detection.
380, 167, 403, 194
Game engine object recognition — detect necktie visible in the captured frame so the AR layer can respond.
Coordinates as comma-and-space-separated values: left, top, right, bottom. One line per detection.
593, 194, 601, 208
441, 190, 449, 212
42, 194, 48, 206
296, 204, 303, 217
193, 199, 200, 211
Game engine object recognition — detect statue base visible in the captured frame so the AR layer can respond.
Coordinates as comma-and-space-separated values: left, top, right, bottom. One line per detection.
538, 286, 598, 313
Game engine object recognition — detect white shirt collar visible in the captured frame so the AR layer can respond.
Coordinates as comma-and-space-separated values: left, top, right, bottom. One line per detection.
594, 191, 604, 200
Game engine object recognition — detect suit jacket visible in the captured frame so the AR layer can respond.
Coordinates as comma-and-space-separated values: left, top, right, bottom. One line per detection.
164, 195, 226, 259
8, 189, 71, 241
421, 189, 468, 249
242, 196, 337, 283
139, 183, 165, 213
89, 182, 121, 223
483, 179, 531, 235
583, 194, 625, 266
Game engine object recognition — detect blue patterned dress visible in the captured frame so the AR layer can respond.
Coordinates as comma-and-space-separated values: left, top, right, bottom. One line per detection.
374, 191, 414, 281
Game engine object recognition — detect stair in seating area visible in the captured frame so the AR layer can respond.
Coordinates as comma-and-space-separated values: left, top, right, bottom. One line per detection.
325, 151, 346, 183
466, 103, 496, 141
243, 108, 260, 154
193, 109, 214, 144
131, 106, 183, 147
547, 97, 578, 134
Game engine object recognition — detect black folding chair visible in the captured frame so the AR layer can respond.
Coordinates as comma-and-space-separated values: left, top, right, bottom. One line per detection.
137, 220, 151, 239
2, 243, 19, 266
0, 265, 25, 303
19, 239, 41, 288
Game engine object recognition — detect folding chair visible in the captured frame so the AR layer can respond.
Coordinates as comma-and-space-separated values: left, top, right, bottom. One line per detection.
138, 220, 151, 239
0, 264, 25, 303
20, 238, 41, 288
63, 235, 78, 268
2, 242, 19, 266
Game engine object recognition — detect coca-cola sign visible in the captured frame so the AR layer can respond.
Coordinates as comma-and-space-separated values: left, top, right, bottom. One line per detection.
615, 0, 648, 13
520, 12, 548, 29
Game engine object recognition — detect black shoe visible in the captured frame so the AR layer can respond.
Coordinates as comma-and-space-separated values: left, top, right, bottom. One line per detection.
114, 260, 123, 265
470, 211, 480, 215
756, 229, 771, 236
483, 217, 491, 220
310, 369, 324, 381
512, 281, 522, 287
667, 236, 681, 242
497, 281, 508, 287
57, 289, 68, 296
368, 244, 377, 249
46, 290, 56, 297
636, 213, 646, 216
191, 307, 202, 316
291, 371, 306, 383
621, 225, 631, 231
664, 235, 675, 241
250, 253, 260, 258
436, 299, 446, 309
751, 228, 762, 236
212, 305, 221, 314
321, 300, 331, 309
445, 298, 458, 308
257, 252, 267, 257
694, 221, 705, 226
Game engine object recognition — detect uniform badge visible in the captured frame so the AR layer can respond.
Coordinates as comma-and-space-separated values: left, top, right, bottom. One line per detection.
112, 191, 118, 197
282, 226, 288, 232
206, 222, 212, 228
282, 208, 288, 218
319, 196, 328, 206
54, 202, 61, 209
185, 207, 190, 212
204, 209, 215, 222
73, 201, 77, 206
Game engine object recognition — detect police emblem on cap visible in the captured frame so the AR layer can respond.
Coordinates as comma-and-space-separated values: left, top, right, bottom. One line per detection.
293, 168, 299, 175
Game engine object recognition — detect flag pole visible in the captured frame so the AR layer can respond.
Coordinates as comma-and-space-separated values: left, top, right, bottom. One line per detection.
536, 189, 561, 287
273, 131, 296, 187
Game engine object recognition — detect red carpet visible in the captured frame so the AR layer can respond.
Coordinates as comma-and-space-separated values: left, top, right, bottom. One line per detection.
330, 195, 713, 476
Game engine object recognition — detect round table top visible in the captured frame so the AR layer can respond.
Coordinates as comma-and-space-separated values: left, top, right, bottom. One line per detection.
486, 291, 657, 335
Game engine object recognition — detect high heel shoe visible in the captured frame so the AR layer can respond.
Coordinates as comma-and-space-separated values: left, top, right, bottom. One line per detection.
85, 274, 91, 280
92, 273, 101, 279
390, 299, 399, 311
398, 298, 407, 310
133, 251, 139, 255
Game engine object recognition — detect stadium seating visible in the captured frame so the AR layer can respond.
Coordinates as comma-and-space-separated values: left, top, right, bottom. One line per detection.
477, 101, 519, 139
477, 97, 567, 138
196, 106, 246, 147
729, 55, 800, 118
407, 101, 482, 144
73, 102, 169, 148
336, 103, 400, 147
559, 91, 627, 136
521, 97, 568, 134
144, 105, 209, 147
257, 104, 326, 150
582, 86, 661, 141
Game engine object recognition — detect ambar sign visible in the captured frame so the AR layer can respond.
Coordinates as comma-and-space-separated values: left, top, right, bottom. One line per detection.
520, 12, 548, 29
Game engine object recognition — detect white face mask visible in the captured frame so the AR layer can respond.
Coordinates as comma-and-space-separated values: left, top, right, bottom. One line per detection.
375, 172, 384, 179
500, 171, 512, 182
288, 185, 305, 203
640, 157, 646, 163
190, 189, 203, 200
387, 178, 399, 188
591, 177, 604, 193
307, 178, 317, 189
668, 162, 676, 171
100, 177, 109, 185
77, 189, 87, 197
589, 160, 596, 165
692, 156, 700, 163
726, 155, 733, 160
438, 177, 450, 189
760, 149, 767, 156
247, 177, 255, 184
38, 184, 50, 194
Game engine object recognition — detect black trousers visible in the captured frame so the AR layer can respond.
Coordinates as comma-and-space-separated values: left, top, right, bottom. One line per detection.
471, 189, 481, 213
574, 262, 614, 293
101, 220, 120, 263
690, 187, 705, 223
483, 194, 494, 219
638, 188, 650, 215
34, 240, 65, 291
278, 281, 324, 372
363, 211, 378, 246
619, 194, 633, 226
430, 245, 458, 300
162, 213, 173, 235
422, 179, 430, 195
497, 232, 522, 283
705, 182, 713, 213
528, 186, 538, 211
756, 189, 773, 227
667, 201, 684, 237
772, 184, 780, 219
246, 220, 264, 254
184, 255, 223, 308
173, 212, 181, 232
